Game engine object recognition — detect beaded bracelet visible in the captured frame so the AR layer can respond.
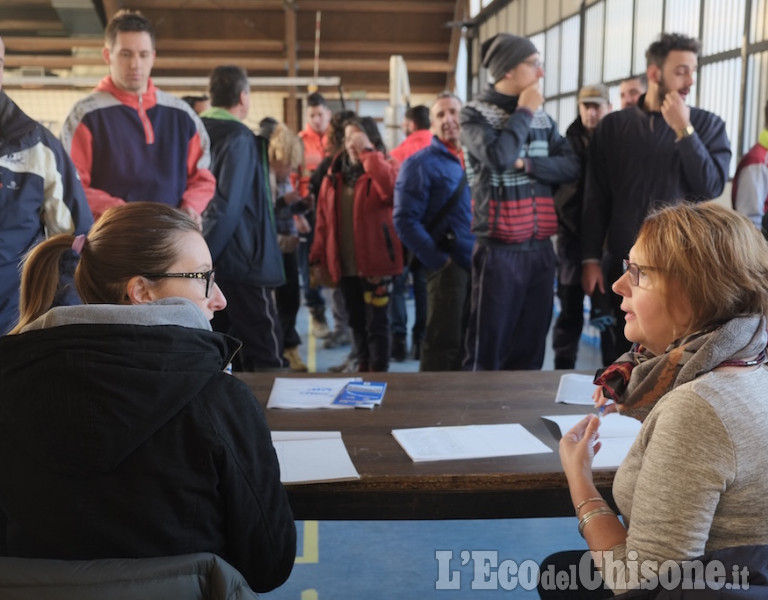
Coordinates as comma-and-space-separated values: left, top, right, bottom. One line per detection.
574, 497, 606, 515
578, 506, 616, 537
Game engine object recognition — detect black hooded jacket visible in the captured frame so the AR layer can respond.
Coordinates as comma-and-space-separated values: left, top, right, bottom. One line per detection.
0, 301, 295, 593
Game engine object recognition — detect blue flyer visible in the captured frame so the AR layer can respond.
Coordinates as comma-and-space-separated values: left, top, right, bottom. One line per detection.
332, 381, 387, 408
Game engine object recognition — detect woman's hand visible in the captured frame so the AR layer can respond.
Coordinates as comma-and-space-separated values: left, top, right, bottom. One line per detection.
559, 414, 601, 482
295, 215, 311, 234
593, 386, 617, 416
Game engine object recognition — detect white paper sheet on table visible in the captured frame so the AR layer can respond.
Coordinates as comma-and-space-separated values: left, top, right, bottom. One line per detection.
392, 423, 553, 462
270, 431, 360, 484
555, 373, 599, 405
541, 413, 642, 469
266, 377, 361, 409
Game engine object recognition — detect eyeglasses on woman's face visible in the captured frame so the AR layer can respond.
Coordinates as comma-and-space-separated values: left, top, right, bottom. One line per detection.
621, 259, 659, 287
141, 270, 216, 298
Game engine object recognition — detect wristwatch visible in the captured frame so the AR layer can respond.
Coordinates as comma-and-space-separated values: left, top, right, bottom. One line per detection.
676, 123, 695, 140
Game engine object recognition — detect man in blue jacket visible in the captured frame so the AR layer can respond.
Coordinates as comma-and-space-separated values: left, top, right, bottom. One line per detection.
201, 65, 286, 370
0, 35, 93, 335
394, 92, 474, 371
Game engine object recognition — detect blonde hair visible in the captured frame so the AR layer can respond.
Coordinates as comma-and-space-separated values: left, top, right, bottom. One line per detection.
636, 202, 768, 333
12, 203, 199, 334
268, 122, 303, 168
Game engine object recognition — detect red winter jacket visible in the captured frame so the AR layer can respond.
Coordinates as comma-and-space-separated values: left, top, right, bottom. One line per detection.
310, 150, 403, 283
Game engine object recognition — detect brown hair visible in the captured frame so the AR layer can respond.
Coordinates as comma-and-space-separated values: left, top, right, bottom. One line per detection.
636, 202, 768, 334
12, 203, 199, 334
105, 9, 155, 50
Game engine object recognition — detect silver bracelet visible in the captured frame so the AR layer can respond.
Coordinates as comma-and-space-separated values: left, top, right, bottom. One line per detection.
578, 506, 616, 538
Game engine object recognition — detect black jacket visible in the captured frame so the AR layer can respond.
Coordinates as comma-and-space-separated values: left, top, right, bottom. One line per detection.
0, 302, 295, 593
202, 114, 285, 287
582, 94, 731, 262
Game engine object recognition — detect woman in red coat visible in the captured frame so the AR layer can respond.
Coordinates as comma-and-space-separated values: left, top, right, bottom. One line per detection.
310, 117, 403, 371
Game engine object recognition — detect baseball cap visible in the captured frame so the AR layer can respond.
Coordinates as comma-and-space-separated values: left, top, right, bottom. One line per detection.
578, 84, 610, 104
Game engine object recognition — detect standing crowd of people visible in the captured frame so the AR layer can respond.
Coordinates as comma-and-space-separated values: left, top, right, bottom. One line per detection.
2, 7, 768, 597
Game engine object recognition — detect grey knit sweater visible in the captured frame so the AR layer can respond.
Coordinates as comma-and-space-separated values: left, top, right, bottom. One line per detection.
609, 366, 768, 589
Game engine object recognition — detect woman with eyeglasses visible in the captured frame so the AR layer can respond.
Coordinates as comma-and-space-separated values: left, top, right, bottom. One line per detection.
540, 202, 768, 598
0, 202, 296, 593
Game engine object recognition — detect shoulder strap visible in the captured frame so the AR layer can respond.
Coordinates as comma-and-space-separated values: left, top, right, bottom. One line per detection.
425, 172, 468, 234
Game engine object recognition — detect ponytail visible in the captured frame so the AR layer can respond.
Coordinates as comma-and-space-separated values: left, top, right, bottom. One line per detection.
11, 234, 81, 334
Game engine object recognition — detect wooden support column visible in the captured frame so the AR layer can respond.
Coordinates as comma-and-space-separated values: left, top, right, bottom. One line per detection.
284, 0, 298, 131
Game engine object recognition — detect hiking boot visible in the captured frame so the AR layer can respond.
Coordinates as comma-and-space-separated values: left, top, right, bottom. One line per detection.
283, 346, 308, 372
310, 307, 330, 338
391, 333, 407, 362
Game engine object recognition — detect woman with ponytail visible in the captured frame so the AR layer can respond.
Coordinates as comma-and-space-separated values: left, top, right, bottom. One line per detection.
0, 202, 296, 593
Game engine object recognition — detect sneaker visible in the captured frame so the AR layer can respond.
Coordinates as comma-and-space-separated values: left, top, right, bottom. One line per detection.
283, 346, 308, 372
310, 307, 331, 338
391, 333, 407, 362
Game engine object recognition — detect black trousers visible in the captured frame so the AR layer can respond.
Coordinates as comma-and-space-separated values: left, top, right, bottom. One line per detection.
275, 250, 301, 349
211, 278, 286, 371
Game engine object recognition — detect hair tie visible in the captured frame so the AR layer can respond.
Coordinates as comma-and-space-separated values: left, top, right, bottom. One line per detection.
71, 234, 87, 255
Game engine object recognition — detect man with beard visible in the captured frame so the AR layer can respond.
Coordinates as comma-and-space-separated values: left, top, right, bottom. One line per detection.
581, 33, 731, 360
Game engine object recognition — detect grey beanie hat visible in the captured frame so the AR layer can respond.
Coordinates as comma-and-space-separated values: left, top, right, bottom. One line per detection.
481, 33, 538, 82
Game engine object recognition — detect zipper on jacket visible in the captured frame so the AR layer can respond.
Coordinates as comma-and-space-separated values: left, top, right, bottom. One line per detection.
138, 94, 155, 144
382, 223, 395, 262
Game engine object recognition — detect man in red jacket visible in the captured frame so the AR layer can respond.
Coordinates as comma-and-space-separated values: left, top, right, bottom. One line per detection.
61, 9, 215, 224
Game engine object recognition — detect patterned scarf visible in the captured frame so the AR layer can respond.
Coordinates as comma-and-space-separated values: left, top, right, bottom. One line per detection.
594, 315, 768, 421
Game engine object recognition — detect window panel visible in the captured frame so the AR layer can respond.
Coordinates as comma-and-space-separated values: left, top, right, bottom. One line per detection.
702, 0, 744, 55
559, 95, 578, 133
750, 0, 768, 42
603, 0, 633, 82
545, 25, 561, 97
583, 2, 605, 85
560, 15, 581, 93
664, 0, 701, 39
544, 98, 559, 129
699, 58, 741, 175
634, 0, 664, 74
743, 51, 768, 154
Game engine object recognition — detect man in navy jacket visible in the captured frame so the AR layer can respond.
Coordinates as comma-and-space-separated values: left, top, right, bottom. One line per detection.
0, 35, 93, 335
201, 65, 286, 370
582, 33, 731, 359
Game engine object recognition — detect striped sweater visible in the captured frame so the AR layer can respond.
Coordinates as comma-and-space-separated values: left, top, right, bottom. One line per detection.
460, 87, 578, 244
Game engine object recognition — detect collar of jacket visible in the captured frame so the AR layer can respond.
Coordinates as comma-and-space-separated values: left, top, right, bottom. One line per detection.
96, 75, 157, 111
0, 91, 37, 143
759, 129, 768, 150
199, 106, 241, 122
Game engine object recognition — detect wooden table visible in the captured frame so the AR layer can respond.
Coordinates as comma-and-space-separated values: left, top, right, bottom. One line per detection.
237, 371, 615, 521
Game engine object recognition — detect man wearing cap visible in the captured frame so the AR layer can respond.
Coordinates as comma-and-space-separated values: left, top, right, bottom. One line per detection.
581, 33, 730, 360
552, 84, 613, 370
460, 33, 579, 371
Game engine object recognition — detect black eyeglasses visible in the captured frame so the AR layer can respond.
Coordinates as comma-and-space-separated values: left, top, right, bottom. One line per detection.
622, 259, 658, 286
141, 270, 215, 298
